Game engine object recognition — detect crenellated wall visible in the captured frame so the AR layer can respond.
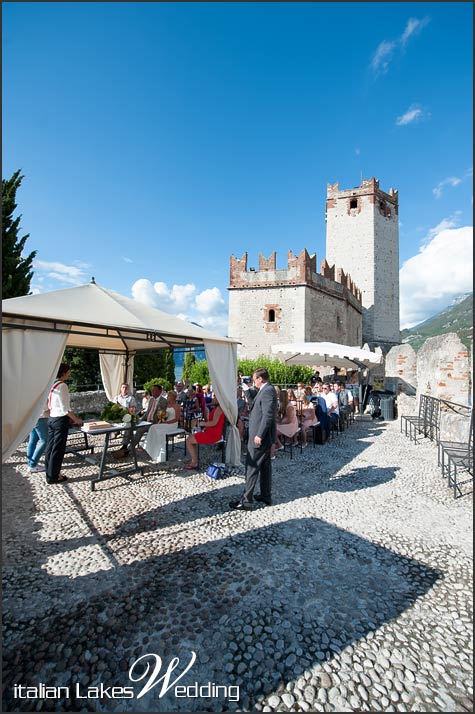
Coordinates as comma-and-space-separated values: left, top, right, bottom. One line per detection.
228, 249, 363, 358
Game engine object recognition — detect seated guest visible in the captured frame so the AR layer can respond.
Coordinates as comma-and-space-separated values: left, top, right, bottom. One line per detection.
295, 382, 307, 400
301, 387, 318, 447
141, 390, 151, 411
203, 384, 213, 406
335, 381, 354, 409
272, 390, 299, 457
138, 384, 167, 418
114, 383, 137, 410
184, 397, 225, 470
287, 388, 298, 406
183, 386, 201, 428
144, 390, 182, 463
194, 383, 209, 420
321, 383, 339, 426
114, 384, 166, 459
175, 380, 188, 405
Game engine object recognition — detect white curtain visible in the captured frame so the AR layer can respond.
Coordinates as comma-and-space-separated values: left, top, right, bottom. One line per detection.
99, 352, 135, 401
204, 340, 241, 466
2, 321, 70, 462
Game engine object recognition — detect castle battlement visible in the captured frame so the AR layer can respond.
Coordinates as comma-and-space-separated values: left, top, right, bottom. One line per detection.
326, 177, 398, 218
229, 249, 362, 305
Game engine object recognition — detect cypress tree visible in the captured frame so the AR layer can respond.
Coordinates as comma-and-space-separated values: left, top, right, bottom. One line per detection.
2, 170, 37, 299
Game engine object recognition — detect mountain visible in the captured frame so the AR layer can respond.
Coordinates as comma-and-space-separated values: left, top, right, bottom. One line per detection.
400, 293, 473, 352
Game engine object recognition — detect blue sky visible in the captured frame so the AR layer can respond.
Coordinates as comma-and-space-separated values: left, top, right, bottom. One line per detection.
3, 2, 473, 332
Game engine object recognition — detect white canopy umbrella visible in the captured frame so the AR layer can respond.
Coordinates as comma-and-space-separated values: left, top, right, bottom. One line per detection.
271, 341, 383, 370
2, 280, 241, 465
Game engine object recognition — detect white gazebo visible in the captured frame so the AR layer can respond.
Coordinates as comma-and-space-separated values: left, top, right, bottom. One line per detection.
270, 341, 383, 370
270, 341, 384, 403
2, 280, 241, 464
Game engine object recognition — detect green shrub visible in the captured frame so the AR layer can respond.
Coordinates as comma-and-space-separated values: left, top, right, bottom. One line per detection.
143, 377, 173, 393
238, 355, 313, 386
101, 402, 128, 422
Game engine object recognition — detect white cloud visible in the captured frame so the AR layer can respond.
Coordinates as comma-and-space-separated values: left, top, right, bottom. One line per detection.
401, 17, 430, 46
33, 259, 87, 286
395, 104, 426, 126
400, 223, 473, 329
170, 283, 196, 311
371, 16, 429, 76
432, 176, 462, 199
131, 279, 229, 335
195, 287, 225, 315
355, 147, 361, 156
371, 40, 396, 75
122, 256, 133, 264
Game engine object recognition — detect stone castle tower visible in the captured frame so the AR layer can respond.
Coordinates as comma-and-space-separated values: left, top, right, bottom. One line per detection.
325, 178, 400, 349
228, 249, 363, 359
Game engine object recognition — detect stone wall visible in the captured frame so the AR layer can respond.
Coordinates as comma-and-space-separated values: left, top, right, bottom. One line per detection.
416, 334, 470, 404
70, 390, 146, 416
394, 334, 472, 443
384, 344, 417, 395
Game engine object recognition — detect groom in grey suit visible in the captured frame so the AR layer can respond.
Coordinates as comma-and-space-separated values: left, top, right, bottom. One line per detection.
230, 368, 277, 510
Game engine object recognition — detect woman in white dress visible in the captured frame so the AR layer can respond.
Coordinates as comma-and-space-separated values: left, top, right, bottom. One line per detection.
144, 391, 182, 463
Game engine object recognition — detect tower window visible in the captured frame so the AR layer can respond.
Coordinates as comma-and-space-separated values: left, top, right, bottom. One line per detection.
336, 315, 342, 329
268, 309, 276, 323
350, 199, 358, 209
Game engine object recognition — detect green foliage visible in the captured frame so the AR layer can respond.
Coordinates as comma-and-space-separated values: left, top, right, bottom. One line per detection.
143, 377, 173, 393
182, 352, 196, 381
164, 349, 176, 385
134, 349, 175, 388
186, 360, 210, 386
100, 403, 128, 422
2, 170, 37, 299
64, 348, 101, 391
238, 355, 313, 386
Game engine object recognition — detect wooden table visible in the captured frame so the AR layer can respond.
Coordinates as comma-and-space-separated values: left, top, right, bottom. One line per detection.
81, 421, 152, 491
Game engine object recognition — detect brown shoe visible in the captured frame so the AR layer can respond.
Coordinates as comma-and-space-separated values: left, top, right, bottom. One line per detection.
113, 449, 129, 460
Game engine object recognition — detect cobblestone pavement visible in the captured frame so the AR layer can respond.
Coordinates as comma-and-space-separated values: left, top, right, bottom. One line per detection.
2, 417, 473, 712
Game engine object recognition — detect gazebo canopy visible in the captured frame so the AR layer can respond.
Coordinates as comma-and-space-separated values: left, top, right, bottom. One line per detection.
2, 280, 237, 351
2, 281, 241, 465
270, 341, 383, 370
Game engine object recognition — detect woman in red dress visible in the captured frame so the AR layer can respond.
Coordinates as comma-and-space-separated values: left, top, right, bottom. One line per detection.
184, 398, 225, 470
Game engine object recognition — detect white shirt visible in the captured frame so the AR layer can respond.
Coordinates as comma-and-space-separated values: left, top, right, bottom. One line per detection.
49, 381, 71, 418
114, 393, 137, 409
323, 391, 339, 416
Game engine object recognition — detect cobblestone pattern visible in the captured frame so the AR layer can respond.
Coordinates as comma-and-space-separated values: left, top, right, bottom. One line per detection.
2, 418, 473, 712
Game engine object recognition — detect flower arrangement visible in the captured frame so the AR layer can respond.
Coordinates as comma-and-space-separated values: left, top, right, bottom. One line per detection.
123, 407, 137, 428
156, 409, 168, 424
101, 402, 128, 422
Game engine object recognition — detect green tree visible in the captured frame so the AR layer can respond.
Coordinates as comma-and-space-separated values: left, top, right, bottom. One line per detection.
2, 170, 37, 299
187, 359, 210, 386
182, 352, 197, 382
164, 349, 176, 385
134, 349, 175, 389
64, 348, 101, 392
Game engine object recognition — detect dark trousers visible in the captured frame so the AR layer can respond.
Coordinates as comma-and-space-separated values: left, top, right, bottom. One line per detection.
243, 444, 272, 504
45, 415, 70, 483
